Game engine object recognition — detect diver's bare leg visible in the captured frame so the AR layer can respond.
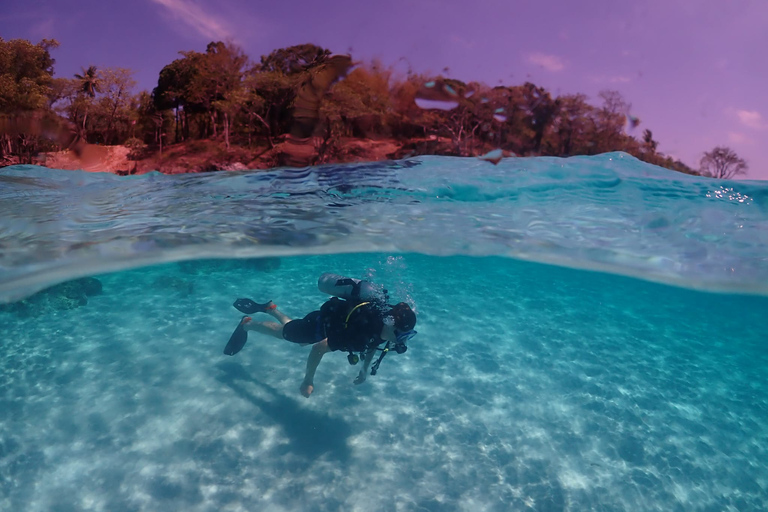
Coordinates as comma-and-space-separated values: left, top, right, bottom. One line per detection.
241, 302, 293, 339
265, 307, 292, 326
242, 319, 284, 339
301, 339, 330, 398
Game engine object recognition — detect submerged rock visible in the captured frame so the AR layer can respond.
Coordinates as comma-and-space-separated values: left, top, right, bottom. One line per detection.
0, 277, 103, 317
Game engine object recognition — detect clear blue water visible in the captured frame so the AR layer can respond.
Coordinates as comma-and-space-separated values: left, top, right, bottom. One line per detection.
1, 155, 767, 511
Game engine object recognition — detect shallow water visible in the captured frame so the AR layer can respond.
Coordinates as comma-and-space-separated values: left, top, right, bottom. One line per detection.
1, 156, 767, 511
2, 153, 767, 302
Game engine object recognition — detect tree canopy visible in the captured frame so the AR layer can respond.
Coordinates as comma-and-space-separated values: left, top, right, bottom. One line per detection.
700, 146, 748, 179
0, 37, 58, 113
74, 65, 100, 98
0, 37, 751, 178
259, 44, 331, 75
0, 38, 71, 163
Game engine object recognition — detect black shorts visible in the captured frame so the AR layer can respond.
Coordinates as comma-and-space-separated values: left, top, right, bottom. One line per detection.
283, 311, 325, 345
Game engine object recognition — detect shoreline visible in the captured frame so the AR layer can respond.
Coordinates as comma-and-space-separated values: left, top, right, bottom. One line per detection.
25, 137, 462, 175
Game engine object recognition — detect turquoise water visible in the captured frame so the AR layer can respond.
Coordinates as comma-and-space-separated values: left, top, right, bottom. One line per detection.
1, 155, 767, 511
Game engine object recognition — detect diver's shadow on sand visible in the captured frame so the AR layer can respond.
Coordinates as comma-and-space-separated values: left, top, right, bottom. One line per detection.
215, 360, 352, 463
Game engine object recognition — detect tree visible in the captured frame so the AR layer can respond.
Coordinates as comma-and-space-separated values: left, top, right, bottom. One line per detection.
520, 82, 559, 154
401, 77, 499, 155
322, 62, 393, 138
136, 90, 171, 147
259, 44, 331, 75
0, 38, 59, 112
389, 72, 442, 139
440, 80, 496, 155
154, 56, 200, 142
598, 90, 630, 116
246, 44, 337, 140
73, 65, 100, 135
550, 94, 593, 156
201, 42, 248, 148
0, 37, 62, 161
700, 146, 748, 179
92, 68, 137, 144
245, 68, 297, 137
487, 85, 533, 154
238, 79, 271, 147
75, 65, 100, 97
285, 54, 353, 165
153, 42, 247, 145
642, 129, 658, 154
48, 77, 71, 107
588, 90, 634, 154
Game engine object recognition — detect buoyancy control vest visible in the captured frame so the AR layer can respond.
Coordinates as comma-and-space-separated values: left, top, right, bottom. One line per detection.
317, 273, 391, 360
317, 273, 413, 373
319, 297, 386, 354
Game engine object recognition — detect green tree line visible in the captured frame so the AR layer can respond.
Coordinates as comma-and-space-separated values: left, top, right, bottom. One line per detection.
0, 37, 749, 178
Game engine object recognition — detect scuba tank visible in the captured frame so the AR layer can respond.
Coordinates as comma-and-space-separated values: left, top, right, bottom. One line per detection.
317, 273, 388, 302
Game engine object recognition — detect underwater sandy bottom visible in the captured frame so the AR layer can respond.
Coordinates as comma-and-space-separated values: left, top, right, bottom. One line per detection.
1, 254, 767, 512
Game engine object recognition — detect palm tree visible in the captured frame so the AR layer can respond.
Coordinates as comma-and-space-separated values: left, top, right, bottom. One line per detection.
74, 65, 101, 136
642, 129, 658, 154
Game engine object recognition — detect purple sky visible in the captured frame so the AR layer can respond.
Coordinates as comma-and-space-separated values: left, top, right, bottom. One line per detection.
2, 0, 767, 179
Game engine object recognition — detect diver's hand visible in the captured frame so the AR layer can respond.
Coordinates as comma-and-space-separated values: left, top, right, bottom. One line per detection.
300, 381, 314, 398
354, 372, 366, 385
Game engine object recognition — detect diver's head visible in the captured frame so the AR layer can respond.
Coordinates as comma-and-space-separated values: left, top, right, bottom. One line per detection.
389, 302, 416, 332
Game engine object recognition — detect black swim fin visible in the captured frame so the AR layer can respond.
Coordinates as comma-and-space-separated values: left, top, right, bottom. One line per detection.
233, 298, 274, 315
224, 317, 249, 356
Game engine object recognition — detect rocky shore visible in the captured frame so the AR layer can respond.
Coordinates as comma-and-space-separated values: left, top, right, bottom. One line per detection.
32, 136, 466, 175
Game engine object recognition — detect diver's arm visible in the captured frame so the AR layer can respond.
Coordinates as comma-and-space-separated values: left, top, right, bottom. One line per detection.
354, 346, 378, 385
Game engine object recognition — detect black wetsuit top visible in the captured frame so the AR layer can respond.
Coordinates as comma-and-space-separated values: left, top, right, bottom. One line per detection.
321, 297, 386, 352
282, 297, 386, 351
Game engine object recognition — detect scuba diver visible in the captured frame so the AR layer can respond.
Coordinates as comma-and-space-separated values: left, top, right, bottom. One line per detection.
223, 273, 417, 398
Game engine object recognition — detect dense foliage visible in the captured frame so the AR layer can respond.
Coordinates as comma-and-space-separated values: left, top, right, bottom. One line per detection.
0, 37, 749, 176
0, 38, 62, 160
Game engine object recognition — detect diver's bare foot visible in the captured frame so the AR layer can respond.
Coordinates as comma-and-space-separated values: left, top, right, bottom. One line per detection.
240, 316, 253, 330
300, 381, 314, 398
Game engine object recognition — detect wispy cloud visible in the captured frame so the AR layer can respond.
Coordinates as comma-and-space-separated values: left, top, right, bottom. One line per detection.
450, 34, 475, 49
150, 0, 233, 41
728, 132, 753, 145
527, 53, 565, 72
589, 74, 632, 85
736, 109, 764, 129
29, 18, 55, 39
